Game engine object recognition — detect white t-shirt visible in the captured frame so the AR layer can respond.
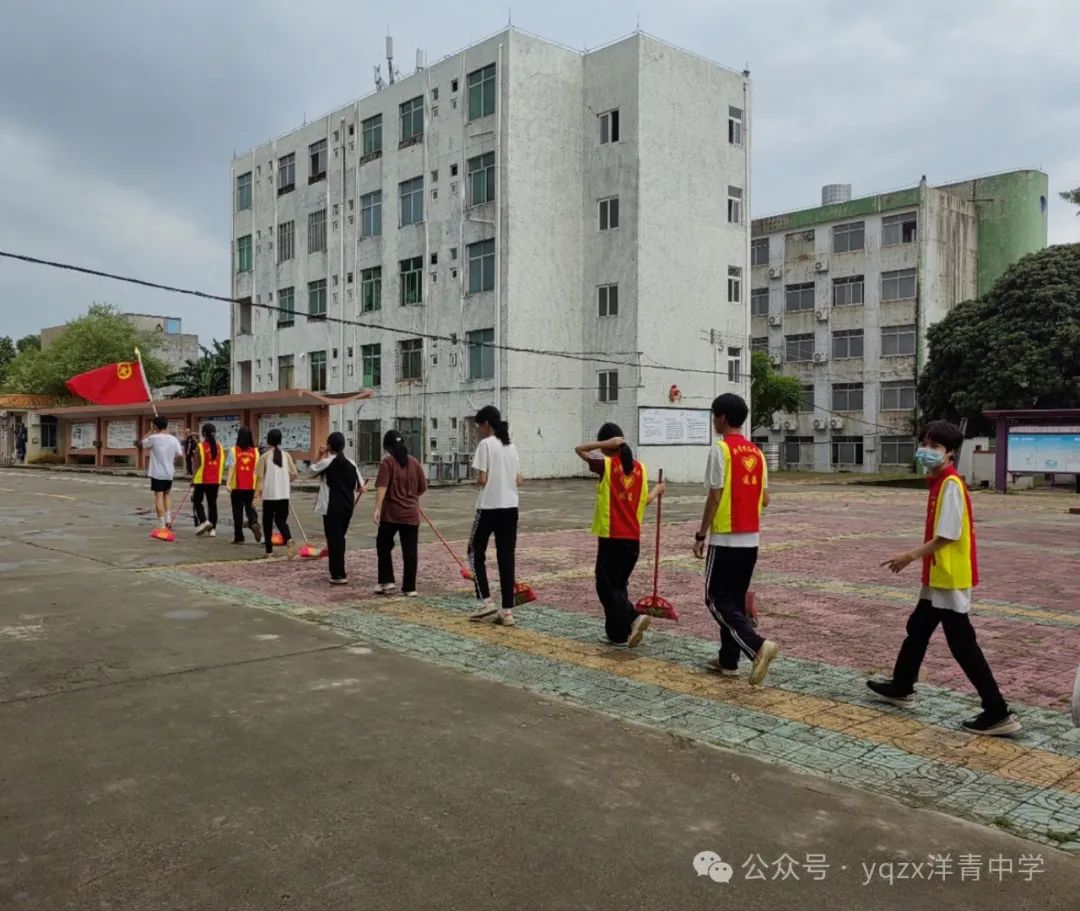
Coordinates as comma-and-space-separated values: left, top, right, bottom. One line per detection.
473, 437, 520, 510
259, 450, 295, 500
141, 432, 183, 481
705, 441, 768, 548
919, 480, 971, 613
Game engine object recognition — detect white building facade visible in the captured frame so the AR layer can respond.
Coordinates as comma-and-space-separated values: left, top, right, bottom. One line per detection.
230, 28, 750, 481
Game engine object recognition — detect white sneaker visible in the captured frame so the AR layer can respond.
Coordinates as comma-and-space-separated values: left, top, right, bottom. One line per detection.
749, 640, 780, 686
373, 583, 396, 595
195, 521, 212, 536
627, 614, 651, 648
208, 528, 217, 538
494, 609, 516, 627
706, 658, 740, 677
469, 602, 499, 622
403, 591, 419, 598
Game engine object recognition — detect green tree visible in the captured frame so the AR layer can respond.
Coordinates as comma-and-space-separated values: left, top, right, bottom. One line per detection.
1061, 187, 1080, 213
15, 334, 41, 354
0, 336, 16, 387
166, 339, 231, 398
1, 303, 168, 396
919, 243, 1080, 435
750, 350, 803, 430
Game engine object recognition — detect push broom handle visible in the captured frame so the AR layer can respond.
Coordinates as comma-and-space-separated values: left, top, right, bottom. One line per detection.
652, 469, 664, 599
420, 509, 468, 573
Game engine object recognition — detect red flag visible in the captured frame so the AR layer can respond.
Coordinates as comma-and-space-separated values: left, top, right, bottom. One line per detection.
65, 361, 150, 405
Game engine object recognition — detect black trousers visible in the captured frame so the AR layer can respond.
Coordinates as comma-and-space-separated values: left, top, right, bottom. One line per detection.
230, 489, 258, 541
892, 598, 1008, 715
377, 522, 419, 591
706, 545, 763, 668
323, 506, 354, 581
595, 538, 640, 644
262, 499, 291, 554
468, 508, 518, 609
192, 484, 219, 527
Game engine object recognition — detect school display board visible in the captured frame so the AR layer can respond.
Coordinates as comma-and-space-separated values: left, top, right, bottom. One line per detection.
637, 407, 712, 446
166, 420, 184, 438
258, 413, 312, 452
105, 419, 137, 450
1007, 426, 1080, 473
200, 415, 242, 449
70, 422, 96, 449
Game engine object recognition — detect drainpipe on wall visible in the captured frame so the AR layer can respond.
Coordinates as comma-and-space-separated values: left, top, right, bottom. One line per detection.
914, 175, 928, 442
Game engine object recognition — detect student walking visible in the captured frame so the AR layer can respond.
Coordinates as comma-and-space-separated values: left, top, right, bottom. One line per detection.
182, 427, 198, 476
694, 393, 780, 686
575, 423, 665, 649
255, 428, 298, 558
191, 423, 222, 537
225, 427, 262, 545
468, 406, 523, 627
372, 430, 428, 596
136, 415, 183, 530
867, 420, 1020, 736
311, 432, 365, 585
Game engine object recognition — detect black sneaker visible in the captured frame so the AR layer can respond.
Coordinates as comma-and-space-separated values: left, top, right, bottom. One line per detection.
866, 679, 915, 707
962, 710, 1021, 737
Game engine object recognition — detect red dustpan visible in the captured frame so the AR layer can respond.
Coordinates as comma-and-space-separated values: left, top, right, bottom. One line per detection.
635, 468, 678, 620
149, 485, 192, 542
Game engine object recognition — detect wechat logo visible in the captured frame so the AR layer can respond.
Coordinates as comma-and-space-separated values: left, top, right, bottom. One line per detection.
693, 851, 734, 884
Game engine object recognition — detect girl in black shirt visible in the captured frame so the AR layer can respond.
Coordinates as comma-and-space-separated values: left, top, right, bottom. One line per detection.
311, 432, 366, 584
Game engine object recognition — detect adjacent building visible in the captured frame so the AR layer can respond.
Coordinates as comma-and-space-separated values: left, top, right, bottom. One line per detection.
750, 169, 1047, 472
42, 313, 201, 376
230, 28, 751, 480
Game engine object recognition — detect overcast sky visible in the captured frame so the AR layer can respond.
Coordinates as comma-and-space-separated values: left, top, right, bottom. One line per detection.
1, 0, 1077, 346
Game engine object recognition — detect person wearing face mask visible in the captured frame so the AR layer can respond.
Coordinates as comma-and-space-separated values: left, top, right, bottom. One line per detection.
867, 420, 1019, 737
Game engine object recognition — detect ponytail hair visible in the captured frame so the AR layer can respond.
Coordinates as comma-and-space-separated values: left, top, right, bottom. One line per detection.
383, 429, 408, 467
475, 405, 511, 446
201, 422, 218, 460
597, 422, 633, 474
267, 428, 283, 467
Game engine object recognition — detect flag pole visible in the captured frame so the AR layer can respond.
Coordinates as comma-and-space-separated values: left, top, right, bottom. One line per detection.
134, 347, 158, 417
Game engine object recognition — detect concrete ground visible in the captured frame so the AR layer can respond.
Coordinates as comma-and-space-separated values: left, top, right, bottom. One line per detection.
1, 467, 1078, 909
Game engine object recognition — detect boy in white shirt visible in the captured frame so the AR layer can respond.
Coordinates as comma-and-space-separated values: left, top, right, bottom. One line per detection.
136, 415, 183, 529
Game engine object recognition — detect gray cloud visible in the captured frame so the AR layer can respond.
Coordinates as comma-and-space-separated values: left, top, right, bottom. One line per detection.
1, 0, 1077, 346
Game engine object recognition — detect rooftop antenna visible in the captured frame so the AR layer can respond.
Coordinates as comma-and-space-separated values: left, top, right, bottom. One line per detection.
386, 34, 397, 85
374, 64, 386, 91
415, 48, 425, 72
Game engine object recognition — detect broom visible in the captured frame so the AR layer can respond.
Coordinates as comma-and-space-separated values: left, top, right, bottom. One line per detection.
634, 469, 678, 620
290, 508, 327, 559
149, 484, 193, 542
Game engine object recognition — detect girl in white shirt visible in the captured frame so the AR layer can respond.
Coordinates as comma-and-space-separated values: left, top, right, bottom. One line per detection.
468, 405, 523, 626
255, 428, 298, 557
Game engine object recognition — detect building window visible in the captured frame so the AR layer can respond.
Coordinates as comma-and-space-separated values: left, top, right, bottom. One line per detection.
236, 235, 253, 273
308, 279, 327, 318
750, 287, 769, 317
360, 190, 382, 237
277, 220, 294, 262
467, 240, 495, 293
784, 282, 815, 312
882, 212, 917, 246
236, 297, 252, 335
881, 436, 916, 464
309, 350, 327, 392
598, 283, 618, 317
728, 106, 743, 146
599, 108, 620, 144
396, 417, 423, 460
309, 139, 327, 182
881, 380, 916, 411
727, 266, 742, 303
467, 152, 496, 206
881, 269, 916, 301
277, 287, 295, 326
831, 436, 864, 466
400, 257, 423, 305
277, 153, 295, 195
277, 354, 294, 390
361, 267, 382, 312
40, 417, 58, 450
598, 370, 619, 403
467, 328, 495, 379
599, 196, 620, 231
308, 209, 327, 253
832, 382, 864, 412
783, 436, 814, 467
400, 96, 424, 143
727, 347, 742, 383
727, 186, 743, 224
799, 384, 815, 413
362, 114, 382, 158
751, 237, 769, 267
833, 275, 865, 307
785, 333, 814, 362
831, 328, 864, 359
361, 343, 381, 387
750, 336, 769, 353
356, 420, 381, 463
467, 63, 496, 120
881, 323, 917, 356
785, 229, 816, 262
399, 176, 424, 227
236, 171, 252, 211
399, 339, 423, 381
832, 221, 865, 253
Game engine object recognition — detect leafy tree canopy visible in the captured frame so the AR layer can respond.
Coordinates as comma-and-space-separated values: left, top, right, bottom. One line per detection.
750, 349, 804, 431
16, 334, 40, 354
1061, 187, 1080, 213
0, 336, 16, 387
166, 339, 231, 398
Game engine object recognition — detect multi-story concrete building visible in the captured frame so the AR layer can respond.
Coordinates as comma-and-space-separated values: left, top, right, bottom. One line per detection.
230, 28, 750, 480
749, 169, 1047, 472
42, 313, 200, 375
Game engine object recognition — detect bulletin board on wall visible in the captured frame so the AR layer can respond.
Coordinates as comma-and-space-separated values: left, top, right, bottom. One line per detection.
105, 419, 137, 450
70, 422, 96, 449
637, 407, 713, 446
1007, 426, 1080, 473
199, 415, 242, 448
258, 413, 312, 452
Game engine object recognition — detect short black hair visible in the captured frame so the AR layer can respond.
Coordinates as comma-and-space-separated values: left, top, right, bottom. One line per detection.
152, 415, 167, 430
922, 419, 963, 457
711, 393, 748, 429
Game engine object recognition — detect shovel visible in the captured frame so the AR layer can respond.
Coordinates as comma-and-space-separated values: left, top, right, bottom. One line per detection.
635, 468, 678, 620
